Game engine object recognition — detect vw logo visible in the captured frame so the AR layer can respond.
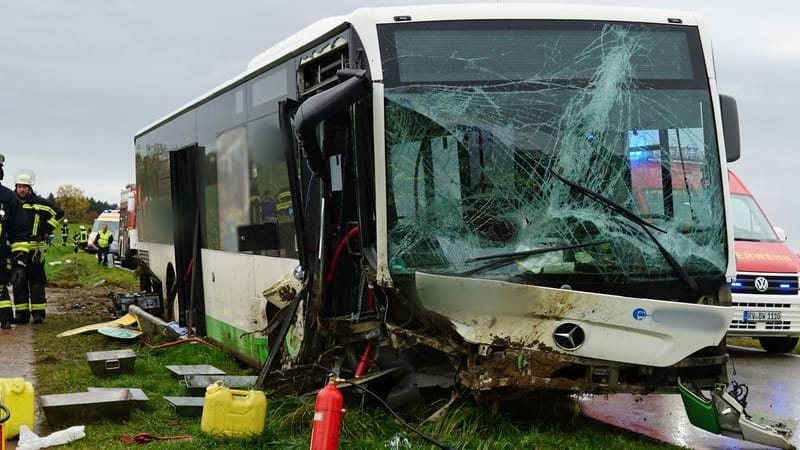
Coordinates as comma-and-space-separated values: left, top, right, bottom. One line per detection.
754, 276, 769, 293
553, 323, 585, 351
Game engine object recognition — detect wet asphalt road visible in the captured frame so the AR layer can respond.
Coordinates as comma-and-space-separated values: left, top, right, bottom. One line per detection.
0, 324, 35, 380
580, 345, 800, 450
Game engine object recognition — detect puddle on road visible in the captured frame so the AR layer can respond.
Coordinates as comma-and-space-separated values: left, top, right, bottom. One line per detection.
580, 347, 800, 450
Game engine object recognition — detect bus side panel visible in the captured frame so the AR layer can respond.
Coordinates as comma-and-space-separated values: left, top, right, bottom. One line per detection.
201, 248, 298, 366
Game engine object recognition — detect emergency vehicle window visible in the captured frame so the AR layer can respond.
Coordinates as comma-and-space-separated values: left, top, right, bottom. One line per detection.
730, 194, 778, 241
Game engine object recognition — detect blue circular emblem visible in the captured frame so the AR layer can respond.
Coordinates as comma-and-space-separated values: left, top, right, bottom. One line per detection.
632, 308, 648, 321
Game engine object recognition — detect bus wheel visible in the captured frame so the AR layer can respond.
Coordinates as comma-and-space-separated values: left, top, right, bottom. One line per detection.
282, 300, 306, 367
758, 336, 799, 353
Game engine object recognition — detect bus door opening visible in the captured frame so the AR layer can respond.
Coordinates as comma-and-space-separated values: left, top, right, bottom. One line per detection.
169, 144, 207, 334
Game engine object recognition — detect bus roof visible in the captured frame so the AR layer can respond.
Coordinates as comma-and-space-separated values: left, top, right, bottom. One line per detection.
135, 3, 702, 139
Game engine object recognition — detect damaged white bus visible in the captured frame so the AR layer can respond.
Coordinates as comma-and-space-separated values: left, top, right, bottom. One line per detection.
134, 5, 794, 447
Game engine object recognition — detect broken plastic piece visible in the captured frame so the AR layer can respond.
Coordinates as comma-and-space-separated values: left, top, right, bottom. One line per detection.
678, 378, 796, 449
386, 434, 412, 449
166, 321, 188, 336
57, 313, 137, 337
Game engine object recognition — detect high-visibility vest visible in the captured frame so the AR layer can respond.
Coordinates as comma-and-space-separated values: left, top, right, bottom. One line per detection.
97, 230, 112, 248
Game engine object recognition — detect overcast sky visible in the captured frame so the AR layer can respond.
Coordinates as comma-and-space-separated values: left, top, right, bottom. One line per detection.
1, 1, 798, 250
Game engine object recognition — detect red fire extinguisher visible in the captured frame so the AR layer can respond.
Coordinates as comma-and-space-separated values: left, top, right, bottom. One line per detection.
310, 376, 345, 450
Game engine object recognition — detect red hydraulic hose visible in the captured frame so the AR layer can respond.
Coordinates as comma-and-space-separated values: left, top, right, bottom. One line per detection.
142, 336, 213, 349
325, 226, 360, 283
355, 341, 374, 377
325, 225, 374, 377
355, 286, 376, 377
183, 258, 194, 283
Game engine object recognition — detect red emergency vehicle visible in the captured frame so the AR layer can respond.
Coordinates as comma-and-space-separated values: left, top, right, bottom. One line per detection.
727, 171, 800, 352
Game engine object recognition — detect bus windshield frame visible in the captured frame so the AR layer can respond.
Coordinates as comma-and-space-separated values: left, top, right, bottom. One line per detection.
378, 19, 727, 293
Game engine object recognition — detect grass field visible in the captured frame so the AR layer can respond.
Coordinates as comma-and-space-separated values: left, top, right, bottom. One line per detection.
33, 239, 679, 449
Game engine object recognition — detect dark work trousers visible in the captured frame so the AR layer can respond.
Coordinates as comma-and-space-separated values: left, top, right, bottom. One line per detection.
0, 285, 12, 323
13, 259, 47, 323
97, 246, 110, 265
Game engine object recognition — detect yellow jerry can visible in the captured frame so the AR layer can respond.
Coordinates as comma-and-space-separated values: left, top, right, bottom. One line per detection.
0, 378, 34, 439
200, 380, 267, 437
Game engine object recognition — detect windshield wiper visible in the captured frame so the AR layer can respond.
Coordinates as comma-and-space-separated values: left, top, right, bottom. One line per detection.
460, 240, 608, 277
548, 168, 698, 292
548, 168, 666, 234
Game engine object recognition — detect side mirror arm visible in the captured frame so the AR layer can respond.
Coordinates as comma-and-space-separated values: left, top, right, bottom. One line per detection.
293, 69, 372, 175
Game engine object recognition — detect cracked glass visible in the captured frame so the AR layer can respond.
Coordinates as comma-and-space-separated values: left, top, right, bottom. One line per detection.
379, 20, 726, 286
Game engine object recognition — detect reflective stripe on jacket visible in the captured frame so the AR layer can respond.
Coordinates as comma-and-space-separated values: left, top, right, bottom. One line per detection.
12, 193, 64, 256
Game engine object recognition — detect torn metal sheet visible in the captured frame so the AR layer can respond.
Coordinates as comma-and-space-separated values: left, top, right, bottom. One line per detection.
262, 270, 302, 310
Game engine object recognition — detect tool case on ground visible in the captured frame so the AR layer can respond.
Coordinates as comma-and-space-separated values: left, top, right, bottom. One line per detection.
86, 349, 137, 377
40, 389, 133, 427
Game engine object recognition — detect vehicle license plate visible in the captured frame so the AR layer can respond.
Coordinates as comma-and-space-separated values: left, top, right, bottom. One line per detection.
743, 310, 782, 322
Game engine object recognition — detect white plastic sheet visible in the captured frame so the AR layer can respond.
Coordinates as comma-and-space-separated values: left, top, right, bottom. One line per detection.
16, 424, 85, 450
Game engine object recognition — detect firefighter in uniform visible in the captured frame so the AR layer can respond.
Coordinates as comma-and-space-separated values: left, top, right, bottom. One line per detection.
73, 225, 88, 253
78, 225, 88, 251
0, 155, 25, 329
11, 169, 64, 325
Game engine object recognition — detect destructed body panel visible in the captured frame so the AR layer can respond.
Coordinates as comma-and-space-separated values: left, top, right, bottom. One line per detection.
415, 272, 730, 367
375, 18, 732, 397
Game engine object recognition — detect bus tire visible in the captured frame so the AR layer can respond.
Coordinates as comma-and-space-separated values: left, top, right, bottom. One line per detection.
758, 336, 799, 354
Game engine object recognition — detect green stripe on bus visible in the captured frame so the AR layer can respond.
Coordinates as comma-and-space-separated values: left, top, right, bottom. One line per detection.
204, 315, 269, 366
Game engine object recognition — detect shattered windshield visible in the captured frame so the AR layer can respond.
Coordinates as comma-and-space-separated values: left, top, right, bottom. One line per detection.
379, 20, 726, 285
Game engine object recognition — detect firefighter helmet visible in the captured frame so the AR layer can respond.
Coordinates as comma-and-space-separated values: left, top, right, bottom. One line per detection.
14, 169, 35, 186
